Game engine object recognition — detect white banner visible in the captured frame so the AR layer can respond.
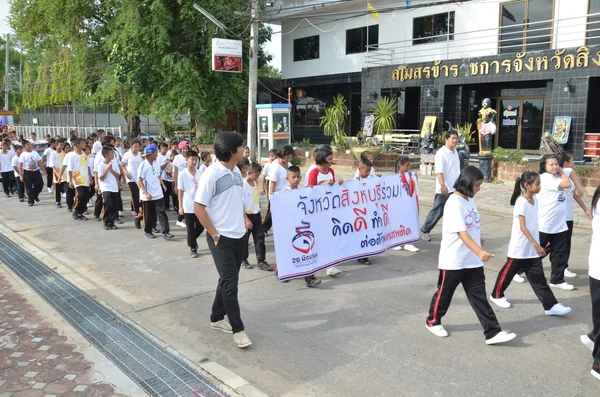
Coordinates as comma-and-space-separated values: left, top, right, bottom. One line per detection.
271, 175, 420, 281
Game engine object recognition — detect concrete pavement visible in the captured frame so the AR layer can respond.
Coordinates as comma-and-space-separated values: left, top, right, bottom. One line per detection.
0, 180, 598, 397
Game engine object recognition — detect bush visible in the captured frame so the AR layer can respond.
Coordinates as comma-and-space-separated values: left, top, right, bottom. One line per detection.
194, 129, 217, 145
493, 147, 525, 163
290, 157, 301, 167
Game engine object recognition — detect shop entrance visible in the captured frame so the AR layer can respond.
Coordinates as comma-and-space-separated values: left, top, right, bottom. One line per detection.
496, 96, 545, 151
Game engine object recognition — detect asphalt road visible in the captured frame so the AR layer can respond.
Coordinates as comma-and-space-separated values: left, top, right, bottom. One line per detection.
0, 188, 598, 397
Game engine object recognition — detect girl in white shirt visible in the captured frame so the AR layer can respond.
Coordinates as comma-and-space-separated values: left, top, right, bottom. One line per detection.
582, 185, 600, 381
489, 171, 571, 316
425, 166, 516, 345
392, 156, 420, 253
536, 154, 573, 290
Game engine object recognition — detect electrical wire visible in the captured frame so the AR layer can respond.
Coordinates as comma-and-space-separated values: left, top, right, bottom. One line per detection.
258, 78, 288, 101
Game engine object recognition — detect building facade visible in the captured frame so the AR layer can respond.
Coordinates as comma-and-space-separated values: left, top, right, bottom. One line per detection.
265, 0, 600, 160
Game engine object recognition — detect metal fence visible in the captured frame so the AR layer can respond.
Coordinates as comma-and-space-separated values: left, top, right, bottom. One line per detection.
13, 125, 123, 139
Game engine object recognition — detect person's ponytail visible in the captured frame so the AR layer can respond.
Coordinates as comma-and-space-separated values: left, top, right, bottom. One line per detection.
510, 177, 521, 206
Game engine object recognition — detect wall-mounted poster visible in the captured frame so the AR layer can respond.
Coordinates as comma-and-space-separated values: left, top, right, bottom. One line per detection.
552, 116, 571, 144
259, 117, 269, 133
363, 115, 375, 136
421, 116, 437, 137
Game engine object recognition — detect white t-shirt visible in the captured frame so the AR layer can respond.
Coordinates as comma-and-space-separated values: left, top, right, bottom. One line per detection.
195, 161, 246, 239
116, 146, 124, 157
19, 151, 42, 172
243, 179, 260, 214
434, 146, 461, 195
303, 163, 317, 186
94, 151, 120, 181
122, 151, 143, 183
537, 173, 568, 234
263, 161, 272, 181
268, 161, 289, 195
507, 196, 540, 259
589, 202, 600, 280
177, 168, 201, 214
11, 155, 20, 176
563, 168, 575, 221
0, 151, 14, 173
92, 140, 103, 155
307, 167, 335, 187
62, 152, 74, 182
42, 147, 54, 167
157, 154, 174, 182
137, 160, 163, 201
50, 151, 67, 183
438, 194, 482, 270
66, 152, 91, 187
173, 154, 187, 172
354, 167, 375, 179
97, 161, 120, 193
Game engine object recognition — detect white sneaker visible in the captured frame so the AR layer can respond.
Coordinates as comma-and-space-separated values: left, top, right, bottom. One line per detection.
564, 268, 577, 278
86, 201, 93, 207
581, 334, 595, 352
210, 318, 233, 334
176, 221, 187, 228
326, 267, 341, 276
61, 193, 66, 198
232, 331, 252, 348
403, 244, 420, 252
118, 210, 123, 217
420, 231, 431, 241
513, 274, 526, 283
489, 295, 512, 309
549, 282, 575, 291
544, 303, 572, 316
426, 324, 448, 338
486, 331, 516, 345
392, 246, 403, 251
47, 187, 53, 193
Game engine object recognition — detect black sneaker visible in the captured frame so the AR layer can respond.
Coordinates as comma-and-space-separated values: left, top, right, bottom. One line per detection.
152, 228, 160, 234
190, 249, 198, 258
28, 202, 33, 207
56, 203, 62, 208
19, 198, 24, 202
67, 207, 72, 212
109, 224, 119, 230
258, 261, 275, 271
134, 218, 141, 229
95, 216, 101, 221
145, 232, 156, 239
78, 214, 89, 221
357, 258, 372, 265
305, 276, 322, 288
73, 213, 79, 220
34, 197, 40, 203
104, 225, 111, 230
242, 260, 253, 269
116, 218, 124, 224
163, 232, 174, 240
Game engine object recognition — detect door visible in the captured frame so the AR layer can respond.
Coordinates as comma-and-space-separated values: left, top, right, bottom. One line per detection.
497, 99, 521, 149
520, 98, 545, 150
350, 93, 362, 136
499, 0, 554, 54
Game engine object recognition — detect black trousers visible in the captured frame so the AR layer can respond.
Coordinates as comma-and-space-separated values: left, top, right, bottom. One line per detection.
23, 170, 44, 205
15, 176, 24, 199
540, 230, 569, 285
163, 180, 178, 210
45, 167, 53, 188
54, 181, 66, 203
421, 193, 452, 234
74, 186, 89, 215
492, 257, 558, 310
208, 234, 248, 334
244, 212, 266, 263
263, 198, 273, 232
565, 220, 574, 268
66, 186, 75, 210
184, 213, 204, 249
94, 190, 103, 218
102, 191, 119, 226
589, 277, 600, 369
427, 267, 502, 339
1, 171, 15, 195
142, 199, 169, 234
128, 182, 141, 214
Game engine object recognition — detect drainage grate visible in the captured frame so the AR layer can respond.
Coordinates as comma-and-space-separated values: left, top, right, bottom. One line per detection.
0, 233, 228, 397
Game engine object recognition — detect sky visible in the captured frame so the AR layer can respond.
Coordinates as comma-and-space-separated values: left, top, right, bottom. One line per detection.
0, 0, 281, 70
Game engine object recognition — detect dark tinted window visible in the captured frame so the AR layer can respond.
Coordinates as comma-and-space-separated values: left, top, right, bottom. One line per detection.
346, 25, 379, 54
413, 12, 455, 45
293, 36, 320, 62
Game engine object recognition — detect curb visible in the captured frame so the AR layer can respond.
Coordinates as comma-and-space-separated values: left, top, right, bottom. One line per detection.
0, 221, 269, 397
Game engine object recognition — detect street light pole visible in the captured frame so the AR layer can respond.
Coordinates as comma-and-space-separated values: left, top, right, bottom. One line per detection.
247, 0, 259, 161
4, 34, 9, 111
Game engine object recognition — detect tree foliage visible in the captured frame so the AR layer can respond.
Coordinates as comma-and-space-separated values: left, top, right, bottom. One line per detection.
8, 0, 273, 133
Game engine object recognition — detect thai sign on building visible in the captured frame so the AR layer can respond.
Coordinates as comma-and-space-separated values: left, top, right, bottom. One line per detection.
392, 47, 599, 82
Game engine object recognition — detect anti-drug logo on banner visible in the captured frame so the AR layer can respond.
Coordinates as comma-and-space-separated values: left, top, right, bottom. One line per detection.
270, 175, 420, 281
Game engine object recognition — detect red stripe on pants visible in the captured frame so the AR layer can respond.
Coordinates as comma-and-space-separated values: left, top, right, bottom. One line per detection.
428, 270, 446, 327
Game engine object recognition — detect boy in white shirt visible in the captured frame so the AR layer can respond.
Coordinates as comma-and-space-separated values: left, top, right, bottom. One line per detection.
158, 142, 177, 212
97, 146, 121, 230
11, 145, 24, 201
49, 141, 66, 208
66, 138, 93, 219
263, 145, 294, 235
177, 150, 204, 257
199, 151, 212, 176
19, 140, 47, 207
242, 162, 273, 271
42, 138, 56, 193
173, 141, 189, 227
122, 139, 144, 223
0, 140, 15, 198
138, 145, 173, 240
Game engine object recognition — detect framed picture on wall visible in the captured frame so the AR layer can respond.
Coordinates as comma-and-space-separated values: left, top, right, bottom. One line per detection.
551, 116, 571, 145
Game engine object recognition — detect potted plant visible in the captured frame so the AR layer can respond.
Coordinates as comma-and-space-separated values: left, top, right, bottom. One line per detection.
320, 94, 349, 149
371, 96, 398, 152
458, 122, 476, 147
350, 130, 383, 160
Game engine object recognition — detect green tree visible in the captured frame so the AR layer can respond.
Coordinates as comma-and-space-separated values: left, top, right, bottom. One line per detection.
0, 36, 24, 112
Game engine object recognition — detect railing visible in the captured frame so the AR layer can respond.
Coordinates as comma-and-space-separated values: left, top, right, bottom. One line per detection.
365, 12, 600, 67
13, 126, 123, 140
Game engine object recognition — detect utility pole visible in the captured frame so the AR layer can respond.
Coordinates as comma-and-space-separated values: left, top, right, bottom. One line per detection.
247, 0, 259, 161
4, 34, 9, 111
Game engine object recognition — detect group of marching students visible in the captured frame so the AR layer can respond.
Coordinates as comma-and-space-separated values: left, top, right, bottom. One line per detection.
1, 129, 600, 370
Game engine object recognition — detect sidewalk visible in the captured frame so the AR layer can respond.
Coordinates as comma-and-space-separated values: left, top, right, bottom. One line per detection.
0, 268, 146, 397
